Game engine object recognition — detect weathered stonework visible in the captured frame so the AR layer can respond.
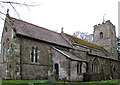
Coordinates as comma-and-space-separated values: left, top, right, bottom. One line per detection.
0, 14, 120, 82
52, 48, 87, 81
93, 20, 118, 59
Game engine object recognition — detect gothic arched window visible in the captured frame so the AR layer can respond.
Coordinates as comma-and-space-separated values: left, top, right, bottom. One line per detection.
92, 58, 99, 73
100, 32, 103, 39
77, 62, 82, 74
104, 60, 110, 73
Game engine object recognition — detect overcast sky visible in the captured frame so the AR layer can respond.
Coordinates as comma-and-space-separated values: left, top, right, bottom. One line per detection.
0, 0, 119, 38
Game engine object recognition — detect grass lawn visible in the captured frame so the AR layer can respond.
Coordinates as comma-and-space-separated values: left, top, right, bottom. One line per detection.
2, 80, 48, 84
1, 79, 120, 85
82, 79, 120, 85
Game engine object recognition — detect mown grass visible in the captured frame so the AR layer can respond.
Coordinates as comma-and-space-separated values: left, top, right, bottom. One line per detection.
1, 79, 120, 85
85, 79, 120, 83
2, 80, 47, 84
82, 79, 120, 85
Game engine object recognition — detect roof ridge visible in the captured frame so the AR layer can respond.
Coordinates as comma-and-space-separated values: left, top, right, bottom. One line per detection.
10, 17, 60, 35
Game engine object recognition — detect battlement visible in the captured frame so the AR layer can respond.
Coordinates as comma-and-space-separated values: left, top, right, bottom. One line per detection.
94, 20, 115, 28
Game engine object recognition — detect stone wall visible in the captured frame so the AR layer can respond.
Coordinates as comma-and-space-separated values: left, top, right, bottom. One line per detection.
22, 64, 48, 80
52, 48, 70, 80
1, 63, 6, 79
70, 61, 83, 81
87, 54, 119, 81
52, 48, 86, 81
1, 16, 19, 79
19, 36, 52, 80
71, 49, 86, 60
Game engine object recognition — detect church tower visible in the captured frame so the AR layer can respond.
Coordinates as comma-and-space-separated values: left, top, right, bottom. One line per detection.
93, 20, 118, 60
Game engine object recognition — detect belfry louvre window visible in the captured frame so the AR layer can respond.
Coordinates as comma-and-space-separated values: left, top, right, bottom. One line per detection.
31, 47, 38, 62
100, 32, 103, 39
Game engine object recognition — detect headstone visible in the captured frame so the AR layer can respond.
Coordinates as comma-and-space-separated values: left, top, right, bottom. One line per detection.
28, 82, 34, 85
47, 75, 53, 83
46, 75, 56, 84
81, 83, 86, 85
46, 70, 56, 85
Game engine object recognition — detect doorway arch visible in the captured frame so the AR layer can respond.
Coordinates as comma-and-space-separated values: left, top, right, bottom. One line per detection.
55, 63, 59, 76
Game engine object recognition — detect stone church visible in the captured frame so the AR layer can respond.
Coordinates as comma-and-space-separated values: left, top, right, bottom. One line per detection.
0, 12, 120, 81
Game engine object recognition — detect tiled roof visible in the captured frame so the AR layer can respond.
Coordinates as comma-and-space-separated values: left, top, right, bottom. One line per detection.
66, 34, 107, 52
9, 17, 71, 48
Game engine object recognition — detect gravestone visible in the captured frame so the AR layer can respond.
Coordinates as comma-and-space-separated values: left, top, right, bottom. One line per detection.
28, 82, 34, 85
47, 75, 56, 84
81, 83, 86, 85
46, 70, 56, 85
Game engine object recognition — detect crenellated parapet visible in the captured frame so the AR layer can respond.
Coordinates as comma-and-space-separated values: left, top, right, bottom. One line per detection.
94, 20, 115, 29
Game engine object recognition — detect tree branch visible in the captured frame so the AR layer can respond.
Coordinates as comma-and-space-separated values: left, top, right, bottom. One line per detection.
0, 16, 4, 20
0, 10, 5, 15
24, 2, 30, 11
0, 1, 39, 20
0, 1, 39, 6
9, 3, 21, 19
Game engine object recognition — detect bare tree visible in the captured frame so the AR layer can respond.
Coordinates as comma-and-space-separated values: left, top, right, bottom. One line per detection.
73, 31, 93, 43
0, 1, 39, 20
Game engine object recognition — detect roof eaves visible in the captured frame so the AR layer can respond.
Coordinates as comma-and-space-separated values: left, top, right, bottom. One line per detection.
87, 52, 120, 62
16, 33, 72, 48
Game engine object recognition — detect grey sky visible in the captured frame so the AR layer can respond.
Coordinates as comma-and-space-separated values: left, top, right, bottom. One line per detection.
0, 0, 119, 39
